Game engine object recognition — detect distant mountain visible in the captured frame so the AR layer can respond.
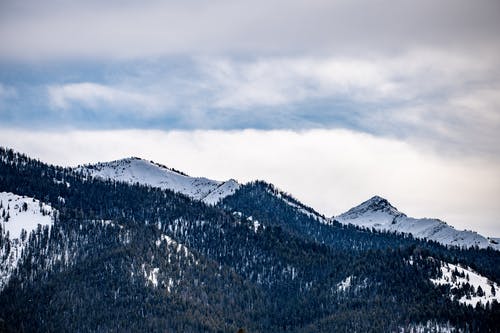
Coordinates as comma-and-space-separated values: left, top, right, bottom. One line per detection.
77, 157, 499, 251
75, 157, 240, 205
2, 147, 499, 332
335, 196, 500, 250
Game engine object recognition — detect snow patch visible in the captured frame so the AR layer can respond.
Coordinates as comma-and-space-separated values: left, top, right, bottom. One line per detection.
156, 233, 192, 258
92, 219, 123, 229
431, 261, 500, 307
399, 321, 459, 333
155, 234, 175, 247
0, 192, 55, 290
142, 265, 160, 287
202, 179, 240, 205
247, 216, 262, 233
336, 275, 368, 293
337, 276, 353, 292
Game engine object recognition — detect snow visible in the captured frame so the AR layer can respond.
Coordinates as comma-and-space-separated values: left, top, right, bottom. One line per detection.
337, 276, 353, 292
142, 264, 160, 287
1, 192, 54, 239
53, 178, 70, 188
142, 233, 195, 290
246, 216, 262, 232
76, 157, 240, 205
156, 233, 192, 257
92, 219, 123, 229
431, 261, 500, 307
202, 179, 240, 205
399, 321, 459, 333
267, 188, 327, 223
147, 268, 160, 287
249, 217, 261, 232
336, 196, 500, 250
155, 234, 175, 247
488, 237, 500, 247
0, 192, 55, 290
282, 197, 327, 222
167, 277, 174, 293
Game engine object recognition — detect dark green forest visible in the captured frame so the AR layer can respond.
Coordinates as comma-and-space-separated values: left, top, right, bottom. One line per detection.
0, 147, 499, 332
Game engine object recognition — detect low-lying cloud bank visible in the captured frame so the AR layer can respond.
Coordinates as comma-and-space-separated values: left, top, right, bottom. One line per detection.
1, 128, 498, 236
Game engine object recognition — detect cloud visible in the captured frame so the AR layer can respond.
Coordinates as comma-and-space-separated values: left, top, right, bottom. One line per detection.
195, 52, 500, 155
0, 83, 16, 99
1, 0, 499, 60
200, 49, 499, 109
378, 87, 500, 154
201, 57, 397, 109
0, 48, 497, 156
1, 0, 498, 156
47, 82, 166, 116
0, 83, 17, 112
1, 128, 499, 236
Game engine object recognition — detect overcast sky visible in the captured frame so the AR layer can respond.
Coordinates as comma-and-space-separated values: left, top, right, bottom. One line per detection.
1, 0, 499, 236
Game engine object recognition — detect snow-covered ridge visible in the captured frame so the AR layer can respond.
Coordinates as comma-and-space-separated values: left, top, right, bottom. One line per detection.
266, 186, 327, 223
75, 157, 496, 249
431, 261, 500, 307
335, 196, 500, 250
75, 157, 240, 205
0, 192, 55, 290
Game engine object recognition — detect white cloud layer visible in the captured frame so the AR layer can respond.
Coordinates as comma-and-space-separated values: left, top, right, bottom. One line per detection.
48, 82, 165, 115
1, 0, 499, 60
36, 50, 499, 155
0, 128, 499, 237
200, 50, 500, 108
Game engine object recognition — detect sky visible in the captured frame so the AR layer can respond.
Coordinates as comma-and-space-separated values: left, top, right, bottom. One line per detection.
0, 0, 499, 236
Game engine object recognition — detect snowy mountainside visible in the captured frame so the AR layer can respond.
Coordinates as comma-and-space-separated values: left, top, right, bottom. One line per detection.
335, 196, 500, 250
0, 192, 55, 290
265, 184, 327, 223
202, 179, 240, 205
76, 157, 240, 205
431, 261, 500, 307
1, 147, 500, 331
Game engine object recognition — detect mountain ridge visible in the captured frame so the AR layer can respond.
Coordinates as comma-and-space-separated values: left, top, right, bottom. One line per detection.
335, 196, 500, 250
76, 156, 498, 250
1, 146, 499, 332
75, 157, 240, 205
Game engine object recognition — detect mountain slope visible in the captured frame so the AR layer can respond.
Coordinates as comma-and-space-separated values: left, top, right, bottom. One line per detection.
76, 157, 240, 205
335, 196, 499, 250
1, 147, 500, 332
0, 192, 54, 290
76, 157, 498, 252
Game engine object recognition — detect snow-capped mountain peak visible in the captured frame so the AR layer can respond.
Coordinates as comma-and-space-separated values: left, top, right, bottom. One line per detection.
76, 157, 240, 205
340, 195, 404, 220
336, 196, 499, 251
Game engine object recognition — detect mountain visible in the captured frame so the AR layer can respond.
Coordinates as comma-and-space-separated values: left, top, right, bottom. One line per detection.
0, 192, 54, 290
1, 147, 499, 332
75, 157, 240, 205
79, 158, 498, 252
335, 196, 500, 250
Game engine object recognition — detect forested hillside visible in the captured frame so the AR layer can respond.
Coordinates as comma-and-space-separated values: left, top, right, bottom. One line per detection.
0, 147, 499, 332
